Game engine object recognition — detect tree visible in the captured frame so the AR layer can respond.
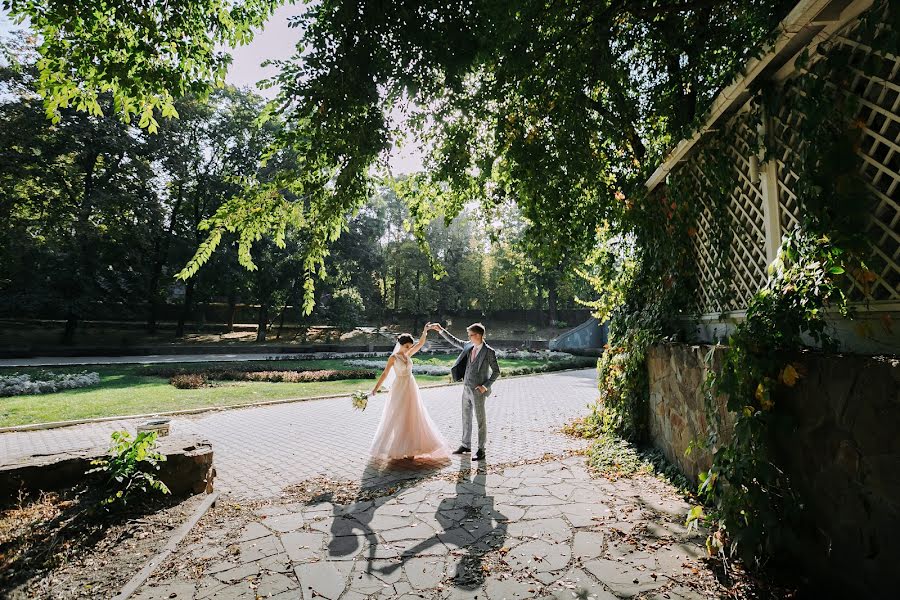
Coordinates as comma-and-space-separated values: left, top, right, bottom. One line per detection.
2, 0, 281, 130
8, 1, 788, 309
0, 47, 158, 342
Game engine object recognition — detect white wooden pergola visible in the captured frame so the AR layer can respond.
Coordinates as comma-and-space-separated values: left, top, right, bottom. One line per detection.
645, 0, 899, 351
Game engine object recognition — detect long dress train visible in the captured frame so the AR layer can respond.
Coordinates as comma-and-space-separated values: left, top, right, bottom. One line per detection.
369, 353, 450, 461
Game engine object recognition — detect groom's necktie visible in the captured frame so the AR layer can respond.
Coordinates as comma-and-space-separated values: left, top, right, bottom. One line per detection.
471, 345, 479, 363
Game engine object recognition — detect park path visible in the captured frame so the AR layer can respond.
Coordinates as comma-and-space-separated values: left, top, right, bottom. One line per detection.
0, 370, 598, 498
3, 368, 741, 599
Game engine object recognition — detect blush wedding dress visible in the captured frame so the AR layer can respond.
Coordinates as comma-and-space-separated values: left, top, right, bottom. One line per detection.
369, 352, 450, 461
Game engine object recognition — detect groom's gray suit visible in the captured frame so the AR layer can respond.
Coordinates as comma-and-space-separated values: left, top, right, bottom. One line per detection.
439, 328, 501, 452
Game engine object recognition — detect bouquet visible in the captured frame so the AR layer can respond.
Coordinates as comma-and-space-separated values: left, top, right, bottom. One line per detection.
351, 390, 369, 411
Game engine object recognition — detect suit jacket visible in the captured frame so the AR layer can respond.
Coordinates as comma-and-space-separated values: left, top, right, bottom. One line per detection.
439, 329, 501, 394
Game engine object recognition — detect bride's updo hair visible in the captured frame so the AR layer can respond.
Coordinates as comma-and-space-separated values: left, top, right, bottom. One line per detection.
397, 333, 415, 346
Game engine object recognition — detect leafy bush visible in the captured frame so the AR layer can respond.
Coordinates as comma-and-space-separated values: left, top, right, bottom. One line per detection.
586, 434, 691, 490
88, 431, 170, 508
325, 287, 366, 330
170, 373, 207, 389
0, 371, 100, 397
505, 357, 596, 375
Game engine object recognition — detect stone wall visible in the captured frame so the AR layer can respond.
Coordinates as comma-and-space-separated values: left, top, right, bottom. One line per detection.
549, 318, 608, 353
0, 435, 214, 506
647, 343, 900, 594
646, 344, 734, 482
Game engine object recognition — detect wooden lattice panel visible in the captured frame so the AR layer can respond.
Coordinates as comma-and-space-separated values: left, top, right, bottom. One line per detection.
772, 99, 804, 237
683, 112, 769, 314
685, 160, 727, 314
775, 16, 900, 303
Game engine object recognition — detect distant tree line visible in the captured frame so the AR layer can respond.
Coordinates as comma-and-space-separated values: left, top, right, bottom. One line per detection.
0, 38, 590, 342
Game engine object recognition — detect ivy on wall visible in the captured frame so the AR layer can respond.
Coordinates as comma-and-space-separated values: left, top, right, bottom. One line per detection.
582, 0, 892, 567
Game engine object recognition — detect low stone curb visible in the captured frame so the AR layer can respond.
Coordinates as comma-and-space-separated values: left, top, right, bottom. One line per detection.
0, 367, 596, 434
112, 491, 220, 600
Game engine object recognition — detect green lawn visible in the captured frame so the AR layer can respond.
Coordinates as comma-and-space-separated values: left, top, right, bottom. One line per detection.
0, 354, 592, 427
0, 372, 449, 427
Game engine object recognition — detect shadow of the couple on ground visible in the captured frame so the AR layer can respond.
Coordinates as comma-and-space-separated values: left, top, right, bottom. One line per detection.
324, 456, 508, 591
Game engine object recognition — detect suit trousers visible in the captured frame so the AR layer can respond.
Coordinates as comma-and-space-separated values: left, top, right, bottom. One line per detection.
461, 385, 487, 451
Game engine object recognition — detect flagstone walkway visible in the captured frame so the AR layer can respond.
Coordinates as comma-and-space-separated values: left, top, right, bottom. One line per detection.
133, 456, 713, 600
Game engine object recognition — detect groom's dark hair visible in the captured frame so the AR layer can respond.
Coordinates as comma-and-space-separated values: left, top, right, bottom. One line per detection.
467, 323, 485, 336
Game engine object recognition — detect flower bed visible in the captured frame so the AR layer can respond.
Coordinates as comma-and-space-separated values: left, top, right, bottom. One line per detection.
344, 360, 452, 375
169, 369, 377, 389
0, 372, 101, 397
346, 356, 595, 376
495, 350, 573, 360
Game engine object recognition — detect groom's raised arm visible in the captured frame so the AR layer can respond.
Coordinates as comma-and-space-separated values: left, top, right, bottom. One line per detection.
438, 326, 467, 350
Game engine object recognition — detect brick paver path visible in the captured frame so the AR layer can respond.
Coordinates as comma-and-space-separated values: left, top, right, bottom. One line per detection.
0, 370, 598, 499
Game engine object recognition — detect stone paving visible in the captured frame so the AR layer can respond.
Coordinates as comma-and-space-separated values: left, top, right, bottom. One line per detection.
134, 456, 714, 600
0, 370, 598, 498
1, 368, 741, 599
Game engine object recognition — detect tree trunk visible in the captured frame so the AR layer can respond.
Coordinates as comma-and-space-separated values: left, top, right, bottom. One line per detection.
393, 267, 401, 310
226, 293, 237, 333
176, 278, 194, 338
547, 280, 559, 326
62, 150, 101, 345
147, 236, 163, 334
147, 182, 185, 334
62, 310, 78, 345
276, 305, 287, 340
415, 270, 421, 314
534, 288, 545, 326
256, 302, 269, 343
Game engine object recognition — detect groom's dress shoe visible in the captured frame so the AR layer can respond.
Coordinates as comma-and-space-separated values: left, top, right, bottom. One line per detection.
453, 446, 471, 454
473, 450, 486, 461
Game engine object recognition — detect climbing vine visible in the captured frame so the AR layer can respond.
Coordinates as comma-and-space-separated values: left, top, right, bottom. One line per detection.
693, 9, 888, 563
582, 0, 892, 568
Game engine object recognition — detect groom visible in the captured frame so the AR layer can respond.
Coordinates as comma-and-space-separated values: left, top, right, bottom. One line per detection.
431, 322, 500, 461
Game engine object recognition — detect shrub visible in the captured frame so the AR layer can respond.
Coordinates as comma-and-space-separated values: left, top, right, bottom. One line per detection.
170, 373, 207, 389
0, 371, 100, 397
345, 360, 452, 375
167, 368, 376, 387
324, 287, 366, 330
88, 431, 170, 508
228, 369, 376, 383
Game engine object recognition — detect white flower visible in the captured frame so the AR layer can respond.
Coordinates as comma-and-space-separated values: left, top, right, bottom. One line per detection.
344, 360, 451, 375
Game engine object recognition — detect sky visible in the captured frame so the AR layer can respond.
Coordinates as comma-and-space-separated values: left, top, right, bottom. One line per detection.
0, 5, 425, 174
224, 5, 425, 174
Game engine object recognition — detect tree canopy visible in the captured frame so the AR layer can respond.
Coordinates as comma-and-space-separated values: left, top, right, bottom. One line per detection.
2, 0, 281, 130
4, 0, 791, 309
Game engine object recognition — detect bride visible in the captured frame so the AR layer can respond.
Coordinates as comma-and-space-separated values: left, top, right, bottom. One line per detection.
368, 324, 450, 461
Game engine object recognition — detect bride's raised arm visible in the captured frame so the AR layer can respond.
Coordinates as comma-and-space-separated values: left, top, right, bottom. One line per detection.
407, 325, 432, 357
370, 354, 397, 396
